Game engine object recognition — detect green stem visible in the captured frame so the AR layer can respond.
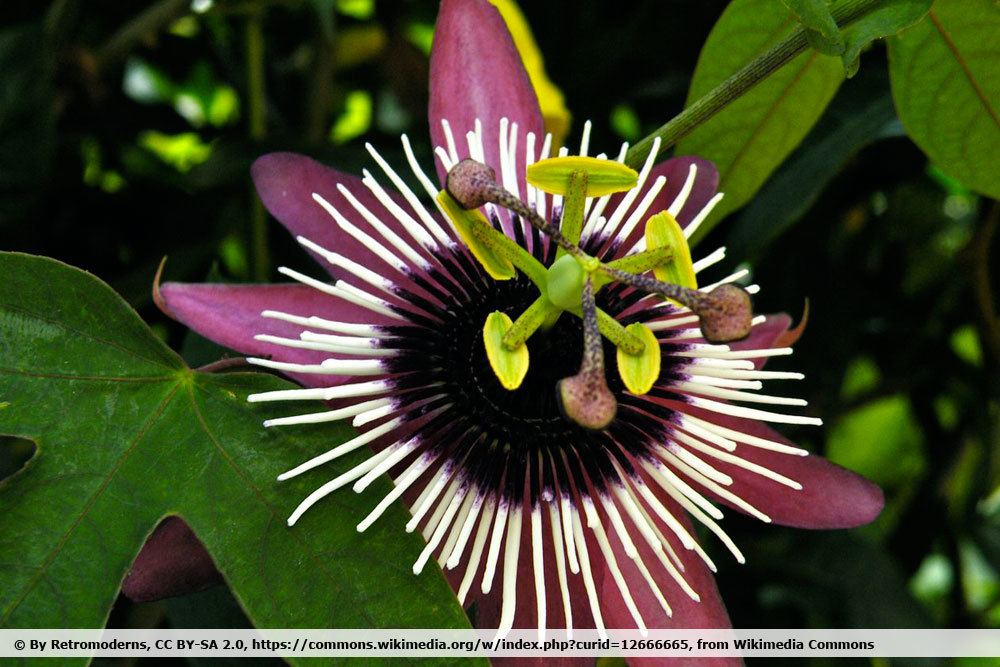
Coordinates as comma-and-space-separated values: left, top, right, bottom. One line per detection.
601, 247, 673, 285
246, 10, 269, 281
502, 296, 556, 350
596, 308, 645, 355
470, 219, 549, 290
625, 0, 884, 168
556, 171, 588, 260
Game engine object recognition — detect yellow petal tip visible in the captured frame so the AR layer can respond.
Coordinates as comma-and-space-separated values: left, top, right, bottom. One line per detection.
616, 323, 660, 395
526, 156, 638, 197
483, 312, 529, 391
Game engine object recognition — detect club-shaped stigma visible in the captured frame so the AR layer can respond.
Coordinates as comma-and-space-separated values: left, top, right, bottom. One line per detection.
447, 158, 583, 257
604, 267, 753, 343
556, 275, 617, 430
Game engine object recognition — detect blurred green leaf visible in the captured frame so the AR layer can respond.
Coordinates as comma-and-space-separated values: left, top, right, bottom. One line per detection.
840, 356, 882, 400
81, 138, 127, 194
124, 59, 239, 129
888, 0, 1000, 199
951, 325, 984, 367
123, 57, 176, 104
961, 539, 999, 613
827, 394, 926, 488
0, 23, 55, 224
777, 532, 935, 628
330, 90, 373, 144
910, 552, 953, 614
726, 66, 901, 256
335, 0, 375, 20
139, 131, 213, 172
676, 0, 844, 239
405, 21, 435, 56
0, 253, 475, 651
333, 25, 387, 69
610, 103, 641, 141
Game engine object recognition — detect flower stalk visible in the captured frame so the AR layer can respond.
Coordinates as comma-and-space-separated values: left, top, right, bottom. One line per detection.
625, 0, 887, 168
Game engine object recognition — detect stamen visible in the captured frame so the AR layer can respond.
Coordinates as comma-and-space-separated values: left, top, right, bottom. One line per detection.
286, 447, 393, 526
545, 492, 574, 637
570, 505, 607, 639
260, 310, 388, 338
583, 142, 629, 240
667, 163, 698, 217
357, 450, 439, 532
481, 499, 510, 594
279, 417, 403, 481
414, 478, 468, 574
445, 493, 485, 568
684, 192, 725, 240
458, 497, 496, 604
255, 117, 823, 641
493, 507, 523, 640
446, 159, 583, 258
530, 502, 546, 641
600, 137, 661, 242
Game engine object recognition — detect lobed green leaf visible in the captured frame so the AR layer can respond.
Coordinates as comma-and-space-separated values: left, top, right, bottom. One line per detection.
0, 253, 476, 665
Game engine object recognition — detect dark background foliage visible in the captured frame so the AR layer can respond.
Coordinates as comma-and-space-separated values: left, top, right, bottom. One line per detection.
1, 0, 998, 665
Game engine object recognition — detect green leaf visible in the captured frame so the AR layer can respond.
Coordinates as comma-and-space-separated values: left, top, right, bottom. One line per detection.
781, 0, 845, 56
838, 0, 931, 77
0, 253, 475, 655
726, 67, 902, 256
888, 0, 1000, 199
676, 0, 844, 240
826, 394, 926, 489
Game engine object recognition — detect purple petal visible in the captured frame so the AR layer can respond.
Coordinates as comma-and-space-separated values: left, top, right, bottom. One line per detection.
689, 409, 885, 529
252, 152, 442, 284
599, 496, 741, 667
604, 156, 720, 259
458, 506, 597, 647
429, 0, 544, 189
159, 282, 392, 388
122, 517, 221, 603
650, 157, 720, 230
730, 314, 792, 370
